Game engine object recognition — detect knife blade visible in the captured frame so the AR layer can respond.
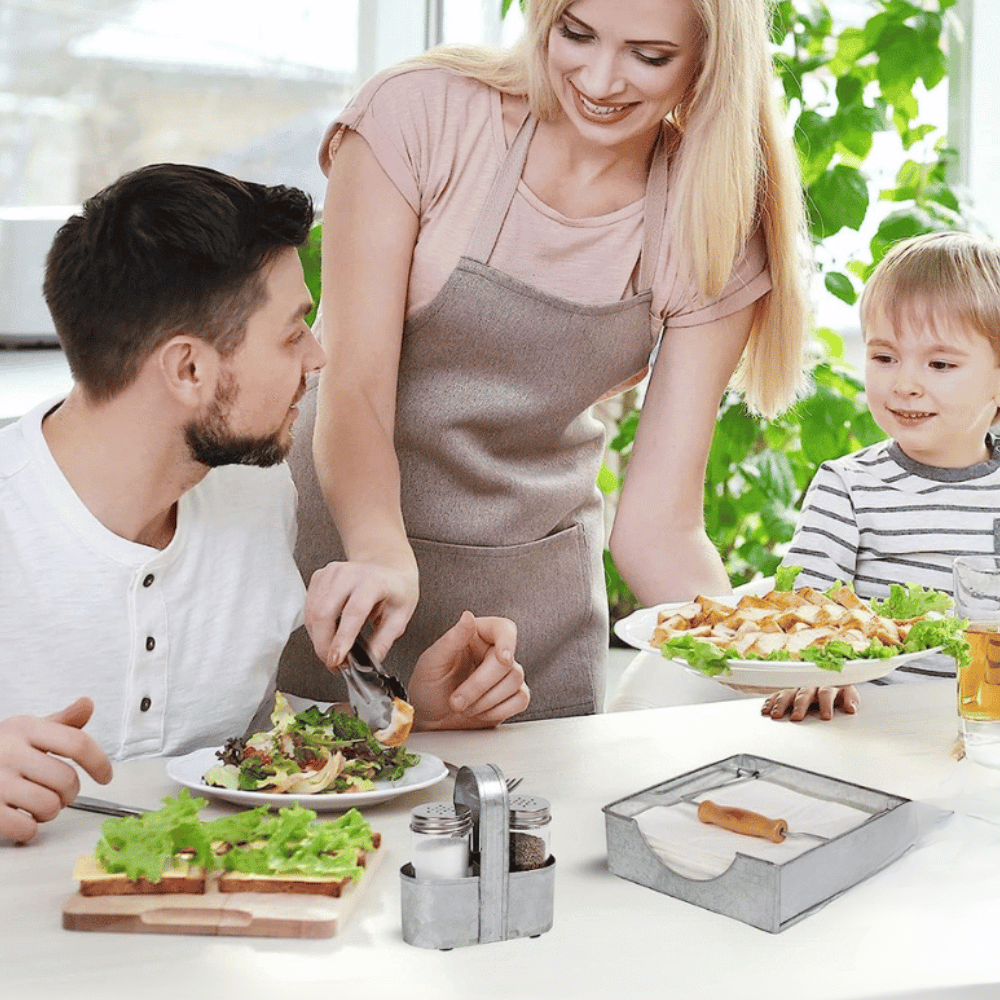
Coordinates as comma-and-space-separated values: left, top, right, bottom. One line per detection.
69, 795, 148, 818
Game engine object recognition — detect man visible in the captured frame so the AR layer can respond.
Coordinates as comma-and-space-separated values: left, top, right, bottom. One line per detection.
0, 164, 529, 844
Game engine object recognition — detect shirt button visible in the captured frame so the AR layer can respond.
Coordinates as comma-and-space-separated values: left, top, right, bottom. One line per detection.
143, 574, 155, 587
140, 697, 152, 712
146, 636, 155, 651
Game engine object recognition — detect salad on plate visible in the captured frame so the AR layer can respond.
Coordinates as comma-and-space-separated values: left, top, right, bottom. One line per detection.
203, 693, 420, 795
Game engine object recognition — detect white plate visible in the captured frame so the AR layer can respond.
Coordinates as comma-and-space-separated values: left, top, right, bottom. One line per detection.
166, 747, 448, 812
682, 647, 943, 691
613, 595, 943, 690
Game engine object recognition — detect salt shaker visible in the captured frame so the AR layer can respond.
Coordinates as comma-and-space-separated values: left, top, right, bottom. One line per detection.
410, 803, 472, 879
509, 795, 551, 871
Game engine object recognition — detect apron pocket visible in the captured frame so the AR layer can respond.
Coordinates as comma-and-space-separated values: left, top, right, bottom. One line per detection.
391, 524, 606, 720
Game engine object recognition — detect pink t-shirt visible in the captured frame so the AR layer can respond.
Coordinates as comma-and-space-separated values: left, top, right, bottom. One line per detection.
318, 66, 770, 338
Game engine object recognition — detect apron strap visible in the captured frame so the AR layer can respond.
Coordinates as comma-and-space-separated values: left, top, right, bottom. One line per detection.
468, 113, 671, 295
466, 112, 537, 265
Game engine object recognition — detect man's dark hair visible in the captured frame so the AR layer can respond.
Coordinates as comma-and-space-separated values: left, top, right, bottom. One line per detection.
43, 163, 314, 401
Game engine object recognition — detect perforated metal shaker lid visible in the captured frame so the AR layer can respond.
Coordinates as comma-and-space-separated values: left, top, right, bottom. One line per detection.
509, 795, 551, 829
410, 802, 472, 835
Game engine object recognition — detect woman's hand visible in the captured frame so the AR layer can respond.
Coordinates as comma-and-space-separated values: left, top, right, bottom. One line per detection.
0, 697, 113, 844
409, 611, 529, 730
761, 685, 860, 722
304, 556, 419, 669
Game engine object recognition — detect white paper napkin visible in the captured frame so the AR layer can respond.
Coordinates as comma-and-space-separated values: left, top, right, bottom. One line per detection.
634, 778, 872, 880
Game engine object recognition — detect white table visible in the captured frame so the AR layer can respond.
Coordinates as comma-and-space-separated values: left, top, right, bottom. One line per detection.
4, 680, 1000, 1000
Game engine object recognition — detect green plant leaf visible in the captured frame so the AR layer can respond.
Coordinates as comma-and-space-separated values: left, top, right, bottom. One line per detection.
824, 271, 857, 305
597, 464, 619, 495
807, 164, 869, 238
297, 223, 323, 327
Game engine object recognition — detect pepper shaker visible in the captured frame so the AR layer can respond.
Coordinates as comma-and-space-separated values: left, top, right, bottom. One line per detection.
509, 795, 551, 871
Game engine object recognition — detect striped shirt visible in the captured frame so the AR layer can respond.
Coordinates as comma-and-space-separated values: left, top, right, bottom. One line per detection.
781, 435, 1000, 680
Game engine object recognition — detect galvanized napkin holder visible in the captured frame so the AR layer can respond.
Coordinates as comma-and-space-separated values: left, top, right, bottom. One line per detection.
400, 763, 555, 949
603, 753, 938, 933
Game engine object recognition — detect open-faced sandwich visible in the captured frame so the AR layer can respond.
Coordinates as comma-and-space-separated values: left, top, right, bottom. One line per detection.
73, 789, 381, 898
654, 567, 970, 677
202, 693, 419, 795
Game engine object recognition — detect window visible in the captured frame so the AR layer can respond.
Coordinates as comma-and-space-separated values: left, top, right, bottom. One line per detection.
0, 0, 361, 207
0, 1, 519, 349
0, 1, 979, 365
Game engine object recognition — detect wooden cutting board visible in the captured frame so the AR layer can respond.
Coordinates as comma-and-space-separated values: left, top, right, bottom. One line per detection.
62, 846, 384, 938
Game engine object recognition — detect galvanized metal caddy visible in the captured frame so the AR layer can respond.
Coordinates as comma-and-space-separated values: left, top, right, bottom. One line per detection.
604, 753, 933, 933
400, 764, 555, 949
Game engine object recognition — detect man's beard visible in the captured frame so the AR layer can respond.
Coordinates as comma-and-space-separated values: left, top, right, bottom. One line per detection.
184, 372, 293, 469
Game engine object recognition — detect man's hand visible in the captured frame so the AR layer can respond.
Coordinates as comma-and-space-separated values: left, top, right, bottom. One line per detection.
0, 697, 113, 844
410, 611, 530, 730
304, 558, 419, 669
761, 685, 860, 722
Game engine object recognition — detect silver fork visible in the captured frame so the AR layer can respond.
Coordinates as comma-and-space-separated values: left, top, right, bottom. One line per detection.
444, 761, 522, 792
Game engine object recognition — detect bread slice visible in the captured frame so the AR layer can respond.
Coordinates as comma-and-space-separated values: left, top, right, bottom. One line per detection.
73, 854, 206, 897
216, 870, 352, 897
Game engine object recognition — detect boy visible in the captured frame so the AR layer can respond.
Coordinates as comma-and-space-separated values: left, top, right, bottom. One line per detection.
766, 231, 1000, 720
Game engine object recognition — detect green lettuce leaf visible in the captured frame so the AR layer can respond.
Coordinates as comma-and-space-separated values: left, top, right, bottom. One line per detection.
95, 788, 210, 882
903, 615, 971, 667
660, 635, 734, 676
92, 793, 378, 885
870, 583, 954, 619
774, 565, 802, 592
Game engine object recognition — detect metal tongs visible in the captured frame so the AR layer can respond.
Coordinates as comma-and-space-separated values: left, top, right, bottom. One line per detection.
342, 634, 409, 732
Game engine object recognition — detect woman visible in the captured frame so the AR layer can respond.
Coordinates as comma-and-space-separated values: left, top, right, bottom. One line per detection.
282, 0, 810, 720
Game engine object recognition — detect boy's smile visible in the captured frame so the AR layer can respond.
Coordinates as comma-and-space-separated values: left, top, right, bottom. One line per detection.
864, 315, 1000, 468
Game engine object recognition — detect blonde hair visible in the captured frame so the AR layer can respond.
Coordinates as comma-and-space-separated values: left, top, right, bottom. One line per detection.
860, 231, 1000, 365
406, 0, 811, 417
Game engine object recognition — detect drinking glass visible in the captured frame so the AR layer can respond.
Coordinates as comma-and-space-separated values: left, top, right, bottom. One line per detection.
953, 555, 1000, 768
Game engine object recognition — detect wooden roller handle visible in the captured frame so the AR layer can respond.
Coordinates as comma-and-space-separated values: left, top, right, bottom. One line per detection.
696, 800, 788, 843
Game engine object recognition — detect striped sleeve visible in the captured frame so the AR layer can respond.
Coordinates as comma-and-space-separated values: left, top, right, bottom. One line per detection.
781, 462, 860, 590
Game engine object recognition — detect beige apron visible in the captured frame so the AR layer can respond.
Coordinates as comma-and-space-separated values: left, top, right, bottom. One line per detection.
279, 114, 668, 720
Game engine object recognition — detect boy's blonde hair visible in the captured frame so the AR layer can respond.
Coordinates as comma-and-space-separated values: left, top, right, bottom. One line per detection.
860, 231, 1000, 365
404, 0, 811, 417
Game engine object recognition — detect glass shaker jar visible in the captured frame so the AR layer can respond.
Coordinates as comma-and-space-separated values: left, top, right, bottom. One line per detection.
410, 803, 472, 879
509, 795, 551, 871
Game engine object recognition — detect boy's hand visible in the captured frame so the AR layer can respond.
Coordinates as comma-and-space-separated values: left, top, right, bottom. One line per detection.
0, 697, 113, 844
761, 685, 860, 722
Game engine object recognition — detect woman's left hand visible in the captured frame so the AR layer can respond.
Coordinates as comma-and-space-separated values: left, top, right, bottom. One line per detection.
409, 611, 530, 730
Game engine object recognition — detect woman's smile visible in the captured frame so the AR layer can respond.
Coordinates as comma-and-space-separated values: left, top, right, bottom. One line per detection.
571, 82, 638, 124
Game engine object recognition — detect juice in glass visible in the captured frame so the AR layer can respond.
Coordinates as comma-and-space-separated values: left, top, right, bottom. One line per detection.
958, 622, 1000, 722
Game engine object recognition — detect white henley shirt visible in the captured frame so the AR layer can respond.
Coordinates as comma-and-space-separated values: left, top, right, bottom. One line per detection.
0, 398, 305, 758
